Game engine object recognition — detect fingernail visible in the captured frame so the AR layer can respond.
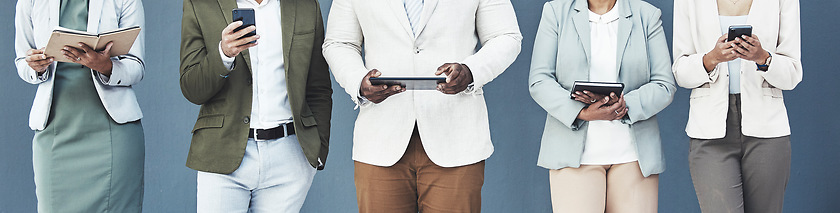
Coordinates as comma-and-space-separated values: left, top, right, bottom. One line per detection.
63, 47, 68, 50
583, 91, 589, 94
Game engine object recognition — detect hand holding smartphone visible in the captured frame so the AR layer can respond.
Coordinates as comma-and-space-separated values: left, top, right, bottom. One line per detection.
232, 8, 256, 44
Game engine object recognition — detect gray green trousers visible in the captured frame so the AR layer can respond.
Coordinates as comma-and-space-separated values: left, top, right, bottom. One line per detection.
689, 94, 791, 213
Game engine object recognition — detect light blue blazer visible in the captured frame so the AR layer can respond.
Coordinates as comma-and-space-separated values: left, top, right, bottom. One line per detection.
528, 0, 675, 177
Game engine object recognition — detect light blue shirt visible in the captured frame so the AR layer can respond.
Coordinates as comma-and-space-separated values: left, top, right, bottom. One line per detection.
719, 15, 748, 94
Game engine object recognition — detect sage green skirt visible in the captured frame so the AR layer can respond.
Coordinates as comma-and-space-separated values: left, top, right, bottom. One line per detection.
32, 62, 144, 212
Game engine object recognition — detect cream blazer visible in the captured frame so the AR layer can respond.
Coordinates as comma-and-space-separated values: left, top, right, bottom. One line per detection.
672, 0, 802, 139
15, 0, 146, 130
323, 0, 522, 167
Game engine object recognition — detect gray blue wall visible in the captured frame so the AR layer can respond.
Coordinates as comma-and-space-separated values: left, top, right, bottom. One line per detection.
2, 0, 838, 212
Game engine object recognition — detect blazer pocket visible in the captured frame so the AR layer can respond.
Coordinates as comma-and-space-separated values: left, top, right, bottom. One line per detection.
762, 82, 783, 98
690, 84, 710, 99
192, 114, 225, 133
300, 114, 317, 127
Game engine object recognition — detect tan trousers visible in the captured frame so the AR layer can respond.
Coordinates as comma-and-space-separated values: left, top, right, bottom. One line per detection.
354, 126, 485, 213
549, 161, 658, 213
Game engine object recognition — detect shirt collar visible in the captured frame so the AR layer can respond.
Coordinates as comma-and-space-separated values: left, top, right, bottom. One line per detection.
588, 2, 620, 24
239, 0, 272, 8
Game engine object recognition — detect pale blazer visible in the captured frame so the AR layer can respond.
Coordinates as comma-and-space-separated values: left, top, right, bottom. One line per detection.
672, 0, 802, 139
323, 0, 522, 167
529, 0, 675, 177
14, 0, 145, 130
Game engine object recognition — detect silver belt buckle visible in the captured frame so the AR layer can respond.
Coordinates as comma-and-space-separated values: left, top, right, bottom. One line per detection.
253, 129, 266, 142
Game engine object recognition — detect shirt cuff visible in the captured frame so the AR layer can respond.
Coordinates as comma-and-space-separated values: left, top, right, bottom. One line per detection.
95, 72, 111, 84
354, 95, 372, 110
36, 69, 50, 81
218, 42, 236, 70
462, 82, 481, 95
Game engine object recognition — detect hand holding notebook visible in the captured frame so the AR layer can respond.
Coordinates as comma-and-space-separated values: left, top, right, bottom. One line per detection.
44, 26, 141, 63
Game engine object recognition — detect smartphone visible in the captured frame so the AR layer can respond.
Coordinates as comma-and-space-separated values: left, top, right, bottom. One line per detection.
727, 25, 752, 41
232, 8, 256, 44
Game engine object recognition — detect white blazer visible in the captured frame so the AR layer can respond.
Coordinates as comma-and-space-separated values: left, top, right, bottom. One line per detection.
672, 0, 802, 139
323, 0, 522, 167
15, 0, 146, 130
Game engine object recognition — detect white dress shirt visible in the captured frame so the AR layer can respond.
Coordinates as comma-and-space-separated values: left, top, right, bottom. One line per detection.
580, 4, 638, 165
219, 0, 291, 129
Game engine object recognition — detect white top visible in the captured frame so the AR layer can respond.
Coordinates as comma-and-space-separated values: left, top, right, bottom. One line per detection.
580, 4, 639, 165
220, 0, 292, 129
719, 15, 748, 94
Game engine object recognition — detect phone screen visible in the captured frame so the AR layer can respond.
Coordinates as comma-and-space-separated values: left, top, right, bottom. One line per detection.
232, 8, 256, 44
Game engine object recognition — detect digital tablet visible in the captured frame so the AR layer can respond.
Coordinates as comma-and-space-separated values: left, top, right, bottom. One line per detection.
570, 81, 624, 99
370, 76, 447, 90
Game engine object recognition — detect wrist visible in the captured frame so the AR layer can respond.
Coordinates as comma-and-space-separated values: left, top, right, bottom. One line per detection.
577, 108, 591, 121
756, 51, 771, 65
223, 49, 236, 58
95, 61, 113, 77
756, 51, 771, 71
702, 54, 718, 72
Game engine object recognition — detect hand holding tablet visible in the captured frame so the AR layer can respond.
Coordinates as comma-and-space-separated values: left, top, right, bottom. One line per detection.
369, 76, 446, 90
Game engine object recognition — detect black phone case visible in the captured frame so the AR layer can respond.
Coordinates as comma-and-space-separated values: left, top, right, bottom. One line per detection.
727, 25, 752, 41
232, 9, 256, 44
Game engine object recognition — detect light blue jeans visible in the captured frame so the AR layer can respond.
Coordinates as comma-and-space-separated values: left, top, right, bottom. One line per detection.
197, 135, 316, 213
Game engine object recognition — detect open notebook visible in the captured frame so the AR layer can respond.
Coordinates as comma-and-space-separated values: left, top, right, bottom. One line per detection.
44, 26, 140, 63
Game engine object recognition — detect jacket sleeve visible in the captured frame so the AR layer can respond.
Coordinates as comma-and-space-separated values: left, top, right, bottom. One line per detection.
307, 1, 333, 168
322, 0, 370, 108
671, 0, 720, 89
179, 0, 232, 105
760, 0, 802, 90
528, 3, 586, 130
621, 7, 676, 125
460, 0, 523, 92
14, 0, 53, 85
99, 0, 145, 87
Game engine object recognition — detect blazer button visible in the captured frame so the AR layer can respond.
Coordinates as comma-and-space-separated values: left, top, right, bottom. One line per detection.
248, 79, 253, 84
244, 116, 250, 124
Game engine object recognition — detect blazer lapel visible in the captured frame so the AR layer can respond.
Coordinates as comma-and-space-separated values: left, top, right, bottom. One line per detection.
571, 0, 592, 64
387, 0, 415, 39
701, 0, 722, 51
615, 0, 632, 74
86, 0, 103, 33
413, 0, 439, 37
217, 0, 252, 71
49, 0, 60, 29
281, 0, 296, 74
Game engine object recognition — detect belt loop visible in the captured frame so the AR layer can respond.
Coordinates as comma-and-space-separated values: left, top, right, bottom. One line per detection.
283, 123, 289, 137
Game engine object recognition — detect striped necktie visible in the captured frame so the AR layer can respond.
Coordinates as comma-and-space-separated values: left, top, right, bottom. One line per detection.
404, 0, 423, 34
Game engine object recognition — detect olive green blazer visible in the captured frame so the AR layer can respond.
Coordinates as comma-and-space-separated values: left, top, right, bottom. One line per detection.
179, 0, 332, 174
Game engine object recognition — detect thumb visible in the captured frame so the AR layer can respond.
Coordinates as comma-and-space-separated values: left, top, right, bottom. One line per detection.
103, 42, 114, 54
591, 96, 609, 108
